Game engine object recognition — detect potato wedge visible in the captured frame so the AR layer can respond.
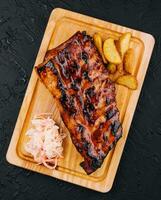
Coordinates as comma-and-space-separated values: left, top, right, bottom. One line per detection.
116, 32, 131, 58
93, 33, 107, 63
124, 48, 134, 74
117, 63, 124, 73
109, 70, 124, 82
108, 63, 116, 74
116, 75, 138, 90
103, 38, 122, 64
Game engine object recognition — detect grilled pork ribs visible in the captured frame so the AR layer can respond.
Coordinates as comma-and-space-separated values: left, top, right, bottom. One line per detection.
35, 31, 122, 174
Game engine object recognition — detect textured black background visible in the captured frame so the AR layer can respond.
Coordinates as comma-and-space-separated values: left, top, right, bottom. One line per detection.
0, 0, 161, 199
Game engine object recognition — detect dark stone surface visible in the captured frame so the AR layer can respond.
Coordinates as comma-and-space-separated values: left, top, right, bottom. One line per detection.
0, 0, 161, 199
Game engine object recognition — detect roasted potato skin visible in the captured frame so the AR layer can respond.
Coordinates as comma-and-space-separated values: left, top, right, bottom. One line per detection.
108, 63, 117, 74
117, 63, 124, 74
116, 75, 138, 90
116, 32, 131, 59
103, 38, 122, 64
109, 70, 125, 82
93, 33, 107, 63
124, 48, 134, 74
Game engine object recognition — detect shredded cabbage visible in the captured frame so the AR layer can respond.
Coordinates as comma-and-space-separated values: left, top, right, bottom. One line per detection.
25, 113, 66, 169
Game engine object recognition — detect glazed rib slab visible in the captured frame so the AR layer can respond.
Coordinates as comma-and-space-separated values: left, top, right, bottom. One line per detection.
35, 31, 122, 174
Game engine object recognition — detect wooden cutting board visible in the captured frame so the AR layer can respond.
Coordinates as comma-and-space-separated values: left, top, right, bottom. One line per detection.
6, 8, 155, 193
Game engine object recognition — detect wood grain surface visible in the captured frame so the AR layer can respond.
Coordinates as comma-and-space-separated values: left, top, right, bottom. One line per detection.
6, 8, 154, 193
